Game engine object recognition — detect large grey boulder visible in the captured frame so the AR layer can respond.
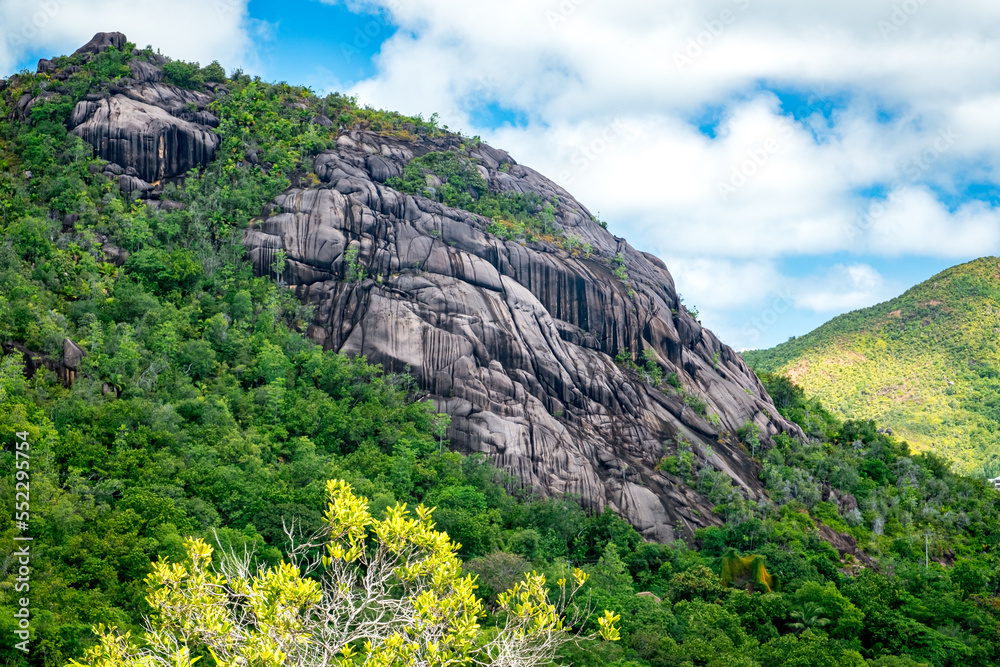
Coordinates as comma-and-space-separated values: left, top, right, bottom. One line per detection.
244, 130, 805, 541
129, 60, 164, 84
62, 338, 87, 370
74, 31, 128, 56
122, 82, 213, 115
60, 33, 219, 187
70, 94, 219, 182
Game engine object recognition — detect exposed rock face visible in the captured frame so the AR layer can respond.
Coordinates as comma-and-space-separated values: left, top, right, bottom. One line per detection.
70, 93, 219, 183
129, 60, 164, 84
122, 82, 213, 116
4, 339, 86, 387
74, 31, 128, 56
63, 338, 87, 370
815, 521, 877, 569
48, 33, 221, 187
36, 31, 803, 542
244, 130, 805, 541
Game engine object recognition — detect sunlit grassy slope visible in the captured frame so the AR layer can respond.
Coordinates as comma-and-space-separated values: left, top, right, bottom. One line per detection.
744, 257, 1000, 475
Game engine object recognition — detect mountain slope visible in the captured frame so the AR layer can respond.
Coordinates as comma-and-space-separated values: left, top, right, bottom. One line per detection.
243, 129, 806, 542
744, 257, 1000, 475
6, 33, 1000, 667
3, 32, 804, 543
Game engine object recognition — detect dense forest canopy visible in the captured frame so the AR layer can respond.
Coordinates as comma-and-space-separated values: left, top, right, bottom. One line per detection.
1, 38, 999, 667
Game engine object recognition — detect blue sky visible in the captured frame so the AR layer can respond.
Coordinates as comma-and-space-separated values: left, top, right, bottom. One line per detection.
5, 0, 1000, 350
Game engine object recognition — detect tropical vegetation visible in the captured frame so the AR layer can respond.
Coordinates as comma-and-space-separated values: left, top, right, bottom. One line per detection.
1, 40, 1000, 667
744, 257, 1000, 476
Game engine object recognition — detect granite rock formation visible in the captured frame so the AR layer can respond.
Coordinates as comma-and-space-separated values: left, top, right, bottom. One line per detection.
243, 131, 806, 541
32, 32, 806, 542
55, 32, 220, 186
69, 93, 219, 183
73, 31, 128, 56
2, 339, 86, 388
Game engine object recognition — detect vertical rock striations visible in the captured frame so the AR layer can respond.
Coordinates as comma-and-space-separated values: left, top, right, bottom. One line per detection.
244, 131, 805, 541
70, 94, 219, 183
60, 32, 220, 186
47, 32, 802, 542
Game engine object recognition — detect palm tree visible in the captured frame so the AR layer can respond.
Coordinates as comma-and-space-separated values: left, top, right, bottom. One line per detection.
789, 602, 831, 633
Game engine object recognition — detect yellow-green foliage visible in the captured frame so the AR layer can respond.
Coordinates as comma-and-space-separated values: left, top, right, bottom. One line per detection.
721, 549, 773, 593
745, 257, 1000, 475
69, 480, 617, 667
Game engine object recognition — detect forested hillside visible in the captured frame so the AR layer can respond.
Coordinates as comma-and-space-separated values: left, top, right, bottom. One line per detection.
2, 36, 1000, 667
744, 258, 1000, 477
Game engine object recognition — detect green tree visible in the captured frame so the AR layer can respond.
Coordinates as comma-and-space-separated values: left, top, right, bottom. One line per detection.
758, 629, 865, 667
433, 412, 452, 453
162, 61, 205, 89
790, 581, 863, 640
787, 601, 830, 633
668, 565, 727, 604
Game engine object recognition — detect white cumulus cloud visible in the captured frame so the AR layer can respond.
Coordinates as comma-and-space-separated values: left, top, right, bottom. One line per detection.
0, 0, 255, 76
316, 0, 1000, 349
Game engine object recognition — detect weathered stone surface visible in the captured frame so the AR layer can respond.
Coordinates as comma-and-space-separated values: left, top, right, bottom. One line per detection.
122, 82, 213, 115
45, 35, 804, 543
63, 338, 87, 370
51, 65, 82, 81
74, 32, 128, 56
93, 233, 131, 266
129, 60, 164, 83
70, 94, 219, 182
117, 174, 154, 194
4, 339, 85, 388
147, 199, 186, 212
101, 162, 124, 176
244, 130, 805, 541
15, 91, 54, 119
59, 36, 219, 189
815, 520, 877, 569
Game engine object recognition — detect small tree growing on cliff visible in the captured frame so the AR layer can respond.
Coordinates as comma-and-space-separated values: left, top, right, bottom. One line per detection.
433, 412, 452, 454
343, 244, 366, 282
69, 480, 618, 667
272, 248, 287, 286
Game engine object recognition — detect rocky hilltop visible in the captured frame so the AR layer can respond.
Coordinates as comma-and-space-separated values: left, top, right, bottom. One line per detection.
23, 33, 804, 541
241, 139, 808, 541
20, 32, 221, 195
11, 33, 1000, 667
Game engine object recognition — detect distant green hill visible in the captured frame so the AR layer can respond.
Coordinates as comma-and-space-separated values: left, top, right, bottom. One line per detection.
744, 257, 1000, 475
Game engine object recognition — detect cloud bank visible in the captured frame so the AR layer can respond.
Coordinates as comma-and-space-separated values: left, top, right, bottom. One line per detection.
324, 0, 1000, 346
0, 0, 254, 75
8, 0, 1000, 347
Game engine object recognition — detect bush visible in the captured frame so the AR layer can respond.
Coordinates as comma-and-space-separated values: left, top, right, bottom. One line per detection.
162, 60, 204, 89
667, 565, 726, 603
388, 150, 563, 244
790, 581, 864, 641
758, 629, 866, 667
200, 60, 226, 82
464, 551, 532, 603
684, 392, 708, 416
125, 247, 203, 295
